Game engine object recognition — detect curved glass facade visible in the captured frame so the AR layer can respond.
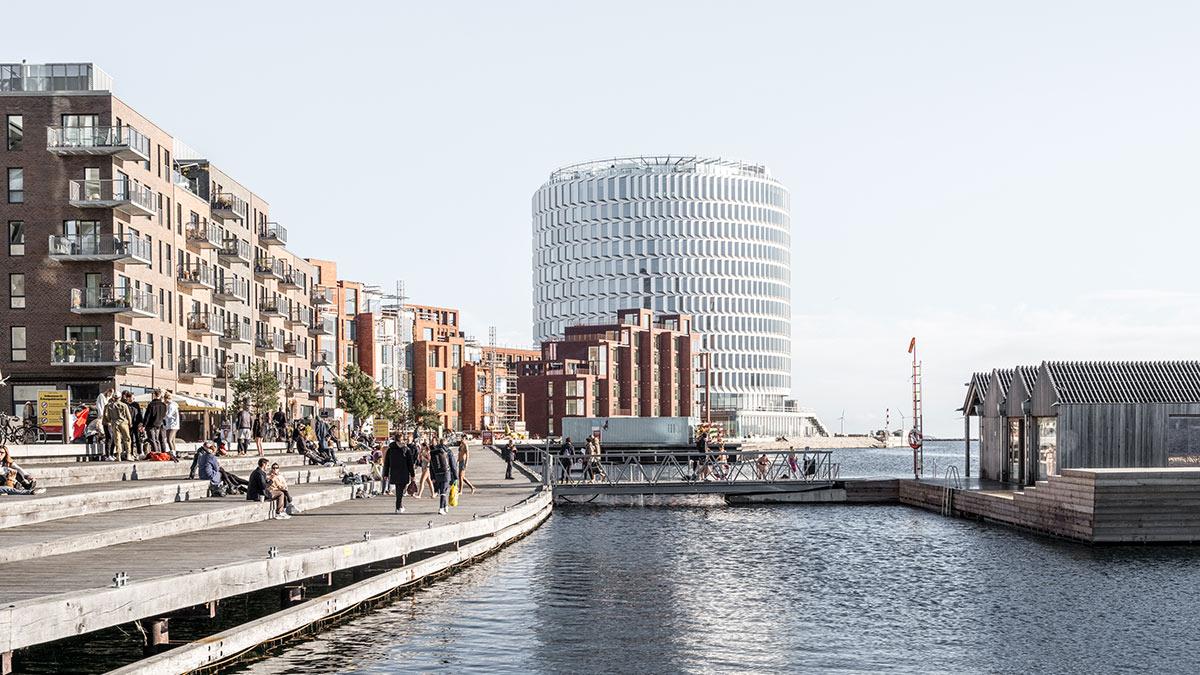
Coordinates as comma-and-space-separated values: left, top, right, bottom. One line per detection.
532, 156, 792, 410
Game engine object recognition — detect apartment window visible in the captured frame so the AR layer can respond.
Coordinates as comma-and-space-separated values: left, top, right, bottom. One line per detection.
6, 115, 21, 150
9, 273, 24, 308
7, 168, 22, 203
7, 220, 23, 256
452, 344, 461, 368
435, 393, 446, 412
435, 371, 446, 390
10, 326, 26, 361
423, 327, 433, 341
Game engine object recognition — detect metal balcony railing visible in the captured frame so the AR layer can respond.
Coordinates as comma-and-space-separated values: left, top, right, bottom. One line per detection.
280, 269, 306, 289
255, 333, 284, 352
312, 350, 334, 368
216, 361, 249, 381
48, 233, 152, 264
259, 297, 283, 316
51, 340, 152, 367
70, 288, 158, 317
47, 125, 150, 161
214, 276, 250, 304
185, 220, 223, 248
220, 321, 252, 344
218, 236, 252, 264
309, 316, 335, 336
68, 179, 155, 216
259, 222, 287, 245
310, 286, 334, 305
186, 312, 225, 335
178, 355, 217, 378
212, 192, 247, 221
177, 262, 215, 289
254, 256, 284, 279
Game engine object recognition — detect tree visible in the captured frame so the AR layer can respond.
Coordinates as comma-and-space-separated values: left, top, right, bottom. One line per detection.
232, 362, 280, 413
409, 400, 443, 433
335, 364, 383, 424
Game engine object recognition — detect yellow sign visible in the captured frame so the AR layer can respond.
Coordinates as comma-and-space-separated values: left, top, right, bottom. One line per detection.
372, 418, 390, 441
38, 390, 70, 434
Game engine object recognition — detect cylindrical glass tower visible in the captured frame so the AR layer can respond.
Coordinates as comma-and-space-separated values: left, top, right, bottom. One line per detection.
532, 156, 792, 411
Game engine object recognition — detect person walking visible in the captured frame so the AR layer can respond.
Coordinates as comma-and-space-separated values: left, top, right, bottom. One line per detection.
429, 439, 452, 515
503, 438, 516, 480
415, 441, 434, 498
236, 403, 253, 455
558, 437, 575, 483
384, 432, 417, 513
457, 436, 476, 495
252, 413, 265, 456
142, 388, 167, 456
104, 393, 133, 461
163, 391, 180, 456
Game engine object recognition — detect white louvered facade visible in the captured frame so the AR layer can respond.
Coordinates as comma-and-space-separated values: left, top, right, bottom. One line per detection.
532, 156, 793, 412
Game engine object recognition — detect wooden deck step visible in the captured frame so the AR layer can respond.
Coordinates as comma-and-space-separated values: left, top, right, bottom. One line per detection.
26, 451, 317, 488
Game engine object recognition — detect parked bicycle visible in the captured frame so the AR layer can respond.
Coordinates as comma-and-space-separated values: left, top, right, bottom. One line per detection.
0, 412, 46, 444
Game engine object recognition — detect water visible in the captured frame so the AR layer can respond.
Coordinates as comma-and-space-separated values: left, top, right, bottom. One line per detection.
239, 442, 1200, 675
829, 440, 979, 478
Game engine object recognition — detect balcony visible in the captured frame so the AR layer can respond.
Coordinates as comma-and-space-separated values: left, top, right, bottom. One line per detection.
51, 340, 152, 368
285, 307, 311, 328
296, 373, 313, 395
217, 236, 252, 265
308, 316, 335, 337
220, 321, 253, 346
185, 220, 222, 249
48, 233, 151, 264
254, 256, 284, 280
178, 355, 217, 380
258, 222, 287, 247
258, 297, 284, 319
215, 361, 248, 382
177, 262, 215, 290
69, 288, 157, 318
255, 333, 284, 353
47, 125, 150, 162
214, 276, 250, 304
312, 349, 334, 369
279, 268, 305, 290
68, 179, 155, 218
211, 192, 247, 221
186, 312, 225, 337
310, 286, 334, 306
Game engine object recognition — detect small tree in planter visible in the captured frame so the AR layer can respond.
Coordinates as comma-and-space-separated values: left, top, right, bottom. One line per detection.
232, 362, 281, 413
55, 341, 77, 363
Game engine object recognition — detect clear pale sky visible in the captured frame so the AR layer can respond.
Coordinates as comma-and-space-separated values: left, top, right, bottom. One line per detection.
10, 1, 1200, 436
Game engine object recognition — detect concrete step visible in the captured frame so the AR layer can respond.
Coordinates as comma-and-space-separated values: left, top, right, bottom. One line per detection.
26, 451, 316, 488
8, 441, 291, 464
0, 465, 349, 530
0, 476, 355, 564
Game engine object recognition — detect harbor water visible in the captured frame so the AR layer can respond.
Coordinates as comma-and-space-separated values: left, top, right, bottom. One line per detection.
239, 442, 1200, 674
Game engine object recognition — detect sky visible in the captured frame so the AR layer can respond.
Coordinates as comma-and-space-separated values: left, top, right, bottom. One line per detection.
9, 1, 1200, 436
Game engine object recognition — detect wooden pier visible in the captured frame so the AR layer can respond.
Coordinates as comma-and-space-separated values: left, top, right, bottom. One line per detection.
0, 446, 547, 673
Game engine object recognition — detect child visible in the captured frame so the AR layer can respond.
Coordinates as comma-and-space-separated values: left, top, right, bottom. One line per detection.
85, 411, 106, 460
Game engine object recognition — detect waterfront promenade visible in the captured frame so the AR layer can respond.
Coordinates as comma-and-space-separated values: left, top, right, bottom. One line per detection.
0, 447, 547, 673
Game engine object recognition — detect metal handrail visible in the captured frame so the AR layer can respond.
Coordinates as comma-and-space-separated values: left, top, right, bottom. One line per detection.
541, 448, 839, 486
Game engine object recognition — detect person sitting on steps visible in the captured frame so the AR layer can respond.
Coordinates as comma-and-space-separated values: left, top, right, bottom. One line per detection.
0, 446, 44, 495
247, 457, 288, 519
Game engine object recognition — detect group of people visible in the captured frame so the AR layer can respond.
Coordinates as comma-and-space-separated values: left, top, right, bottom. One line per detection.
379, 432, 480, 515
556, 435, 606, 482
188, 441, 299, 520
91, 387, 182, 462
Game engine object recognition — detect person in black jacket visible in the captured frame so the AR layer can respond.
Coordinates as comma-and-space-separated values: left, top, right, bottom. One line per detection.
142, 388, 167, 455
247, 458, 287, 518
383, 432, 416, 514
429, 439, 452, 515
123, 391, 144, 457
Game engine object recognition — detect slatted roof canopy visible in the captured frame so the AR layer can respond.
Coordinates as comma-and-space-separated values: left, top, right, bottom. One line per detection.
1043, 361, 1200, 404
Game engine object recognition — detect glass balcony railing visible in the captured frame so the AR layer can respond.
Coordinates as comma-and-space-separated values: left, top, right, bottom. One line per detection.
280, 269, 306, 289
212, 192, 247, 221
172, 169, 201, 196
185, 220, 223, 248
259, 297, 283, 316
218, 236, 252, 263
310, 286, 334, 305
178, 355, 217, 378
220, 321, 252, 344
51, 340, 152, 367
48, 232, 151, 264
68, 179, 155, 216
47, 125, 150, 161
177, 262, 215, 289
312, 349, 334, 368
254, 256, 285, 279
70, 288, 158, 316
309, 316, 335, 336
255, 333, 284, 352
186, 312, 225, 335
216, 361, 249, 381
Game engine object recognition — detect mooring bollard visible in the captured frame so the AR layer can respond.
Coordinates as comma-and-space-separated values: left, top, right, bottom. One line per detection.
267, 546, 279, 559
112, 572, 129, 588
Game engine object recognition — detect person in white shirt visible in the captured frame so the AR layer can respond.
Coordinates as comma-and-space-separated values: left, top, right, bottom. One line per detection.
163, 391, 181, 456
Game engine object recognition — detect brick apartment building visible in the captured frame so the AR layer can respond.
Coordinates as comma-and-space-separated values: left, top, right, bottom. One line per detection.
0, 63, 320, 420
518, 308, 698, 437
461, 345, 539, 433
409, 304, 466, 431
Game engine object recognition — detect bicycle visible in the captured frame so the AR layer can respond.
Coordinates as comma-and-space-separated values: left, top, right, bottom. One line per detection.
0, 413, 43, 444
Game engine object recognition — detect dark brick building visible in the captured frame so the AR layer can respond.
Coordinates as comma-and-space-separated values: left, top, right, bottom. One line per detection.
517, 308, 697, 437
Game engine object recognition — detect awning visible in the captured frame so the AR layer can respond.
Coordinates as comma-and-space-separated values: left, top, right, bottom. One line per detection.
132, 392, 225, 411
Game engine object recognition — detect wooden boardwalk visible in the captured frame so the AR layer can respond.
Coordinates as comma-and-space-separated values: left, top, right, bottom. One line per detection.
0, 449, 543, 656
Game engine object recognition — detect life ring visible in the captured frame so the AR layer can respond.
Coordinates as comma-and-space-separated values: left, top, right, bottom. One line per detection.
908, 429, 923, 450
